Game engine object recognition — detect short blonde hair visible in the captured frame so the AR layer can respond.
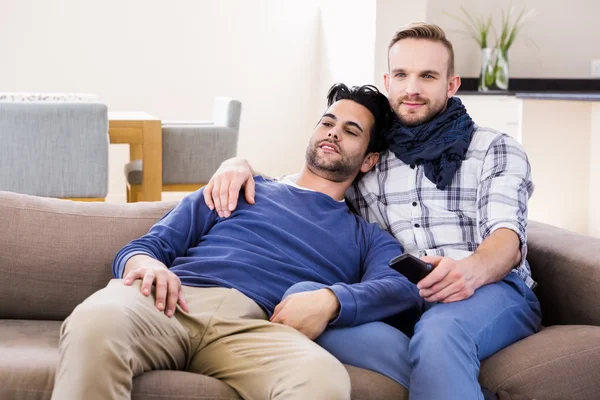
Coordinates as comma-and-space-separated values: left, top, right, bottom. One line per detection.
388, 22, 455, 76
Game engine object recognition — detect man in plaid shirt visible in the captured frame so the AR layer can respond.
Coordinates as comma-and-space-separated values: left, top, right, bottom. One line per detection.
205, 23, 541, 400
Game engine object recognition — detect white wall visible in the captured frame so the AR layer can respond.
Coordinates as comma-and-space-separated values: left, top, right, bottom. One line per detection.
426, 0, 600, 78
520, 99, 592, 235
374, 0, 428, 92
0, 0, 322, 201
589, 104, 600, 237
318, 1, 376, 89
318, 0, 429, 105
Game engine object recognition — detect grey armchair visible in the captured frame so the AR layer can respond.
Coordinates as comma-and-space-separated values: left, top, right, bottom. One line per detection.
0, 100, 109, 200
125, 97, 241, 202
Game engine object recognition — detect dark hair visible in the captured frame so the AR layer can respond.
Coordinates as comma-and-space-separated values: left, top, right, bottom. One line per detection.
326, 83, 393, 154
388, 22, 455, 76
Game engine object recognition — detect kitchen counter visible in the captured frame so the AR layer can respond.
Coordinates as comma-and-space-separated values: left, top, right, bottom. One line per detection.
516, 93, 600, 101
457, 77, 600, 98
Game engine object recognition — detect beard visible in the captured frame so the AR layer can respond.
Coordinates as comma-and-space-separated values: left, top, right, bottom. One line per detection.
305, 141, 361, 183
391, 96, 447, 127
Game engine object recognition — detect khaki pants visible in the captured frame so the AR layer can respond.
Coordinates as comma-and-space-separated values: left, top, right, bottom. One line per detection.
51, 279, 351, 400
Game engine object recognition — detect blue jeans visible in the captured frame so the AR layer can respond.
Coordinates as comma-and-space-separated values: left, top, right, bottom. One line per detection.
283, 272, 541, 399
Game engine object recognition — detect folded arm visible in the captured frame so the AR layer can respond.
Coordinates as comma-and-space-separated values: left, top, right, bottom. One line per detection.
272, 224, 422, 339
327, 226, 422, 327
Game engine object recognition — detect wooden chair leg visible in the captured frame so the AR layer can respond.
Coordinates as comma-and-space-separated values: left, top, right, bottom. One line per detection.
129, 184, 142, 203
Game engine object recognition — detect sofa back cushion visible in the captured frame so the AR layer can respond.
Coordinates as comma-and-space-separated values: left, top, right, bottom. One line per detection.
0, 191, 175, 320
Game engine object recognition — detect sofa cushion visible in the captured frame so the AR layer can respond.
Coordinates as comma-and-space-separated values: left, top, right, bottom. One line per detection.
0, 320, 407, 400
0, 191, 177, 320
527, 221, 600, 326
480, 325, 600, 400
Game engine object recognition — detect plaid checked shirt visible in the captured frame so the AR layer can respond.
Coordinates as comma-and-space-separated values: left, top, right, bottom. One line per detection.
346, 125, 536, 288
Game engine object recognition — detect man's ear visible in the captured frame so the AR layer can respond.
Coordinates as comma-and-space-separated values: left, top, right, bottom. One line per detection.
447, 74, 461, 98
360, 152, 380, 173
383, 73, 390, 94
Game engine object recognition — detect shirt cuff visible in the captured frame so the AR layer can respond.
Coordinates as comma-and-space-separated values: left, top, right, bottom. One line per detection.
114, 250, 154, 279
487, 222, 528, 267
488, 222, 526, 244
326, 284, 357, 327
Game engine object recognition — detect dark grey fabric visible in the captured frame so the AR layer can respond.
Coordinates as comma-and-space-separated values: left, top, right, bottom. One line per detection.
125, 159, 143, 186
0, 101, 109, 197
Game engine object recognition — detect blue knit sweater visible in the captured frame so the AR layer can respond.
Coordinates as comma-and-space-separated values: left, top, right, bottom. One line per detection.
113, 177, 421, 326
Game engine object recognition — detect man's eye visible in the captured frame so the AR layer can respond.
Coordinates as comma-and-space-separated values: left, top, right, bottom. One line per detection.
395, 73, 405, 78
322, 122, 333, 127
423, 74, 434, 79
346, 130, 357, 136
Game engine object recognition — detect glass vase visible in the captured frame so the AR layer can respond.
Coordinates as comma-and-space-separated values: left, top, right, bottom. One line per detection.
478, 48, 509, 92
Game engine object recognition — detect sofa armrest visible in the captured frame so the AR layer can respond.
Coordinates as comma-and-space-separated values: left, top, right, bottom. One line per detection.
527, 221, 600, 326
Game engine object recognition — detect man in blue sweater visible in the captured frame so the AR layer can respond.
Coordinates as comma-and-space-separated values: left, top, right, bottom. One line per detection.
51, 83, 422, 400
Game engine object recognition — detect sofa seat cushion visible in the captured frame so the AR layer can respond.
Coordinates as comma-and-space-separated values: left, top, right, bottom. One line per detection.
480, 325, 600, 400
0, 320, 407, 400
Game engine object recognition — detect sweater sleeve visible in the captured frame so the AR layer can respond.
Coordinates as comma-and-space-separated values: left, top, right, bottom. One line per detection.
112, 189, 218, 278
327, 223, 423, 327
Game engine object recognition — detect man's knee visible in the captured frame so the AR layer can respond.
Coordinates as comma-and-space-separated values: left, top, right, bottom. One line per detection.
294, 352, 351, 399
62, 301, 132, 345
61, 284, 144, 344
282, 281, 326, 299
411, 314, 472, 356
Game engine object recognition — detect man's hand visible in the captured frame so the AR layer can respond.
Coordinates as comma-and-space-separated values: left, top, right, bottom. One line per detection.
123, 255, 189, 317
418, 229, 522, 303
417, 256, 484, 303
203, 157, 256, 218
270, 289, 340, 340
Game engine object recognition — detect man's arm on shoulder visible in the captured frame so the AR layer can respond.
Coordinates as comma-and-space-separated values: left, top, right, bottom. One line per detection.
203, 157, 261, 218
419, 134, 533, 303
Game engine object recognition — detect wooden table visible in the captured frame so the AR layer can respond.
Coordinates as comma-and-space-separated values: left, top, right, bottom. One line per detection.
108, 112, 162, 201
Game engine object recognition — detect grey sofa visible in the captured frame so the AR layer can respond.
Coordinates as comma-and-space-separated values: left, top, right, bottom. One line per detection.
0, 100, 108, 199
1, 191, 599, 399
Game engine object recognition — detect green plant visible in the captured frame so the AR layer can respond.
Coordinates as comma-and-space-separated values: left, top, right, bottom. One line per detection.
444, 5, 536, 55
495, 6, 536, 57
444, 4, 536, 90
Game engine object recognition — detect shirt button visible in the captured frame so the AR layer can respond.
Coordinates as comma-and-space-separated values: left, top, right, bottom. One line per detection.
412, 201, 418, 207
414, 223, 420, 228
410, 164, 416, 169
424, 251, 428, 256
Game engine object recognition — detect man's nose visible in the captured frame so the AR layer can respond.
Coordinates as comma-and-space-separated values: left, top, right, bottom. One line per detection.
405, 76, 421, 96
328, 128, 340, 140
